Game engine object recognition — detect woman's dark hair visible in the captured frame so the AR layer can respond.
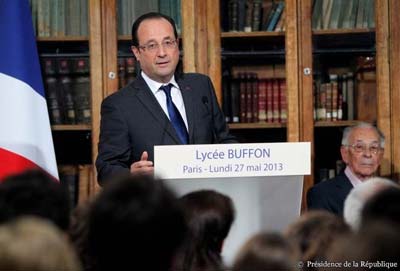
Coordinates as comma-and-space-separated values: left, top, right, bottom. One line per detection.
174, 190, 235, 271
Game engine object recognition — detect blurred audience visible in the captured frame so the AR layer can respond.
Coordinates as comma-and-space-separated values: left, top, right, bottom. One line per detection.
87, 174, 186, 271
284, 210, 350, 269
361, 186, 400, 228
232, 232, 299, 271
325, 222, 400, 270
173, 189, 235, 271
0, 169, 70, 231
0, 216, 81, 271
343, 177, 398, 230
69, 200, 96, 271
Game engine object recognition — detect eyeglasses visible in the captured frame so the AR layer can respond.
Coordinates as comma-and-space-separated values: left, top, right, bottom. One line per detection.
344, 143, 382, 154
138, 39, 178, 52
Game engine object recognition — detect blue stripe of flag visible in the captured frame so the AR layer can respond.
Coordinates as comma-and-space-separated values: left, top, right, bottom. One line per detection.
0, 0, 45, 98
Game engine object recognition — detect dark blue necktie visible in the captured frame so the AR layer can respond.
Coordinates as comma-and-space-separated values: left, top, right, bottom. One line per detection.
160, 84, 189, 144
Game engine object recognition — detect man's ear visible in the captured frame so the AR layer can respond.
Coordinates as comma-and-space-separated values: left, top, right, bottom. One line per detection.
131, 46, 140, 61
340, 146, 349, 164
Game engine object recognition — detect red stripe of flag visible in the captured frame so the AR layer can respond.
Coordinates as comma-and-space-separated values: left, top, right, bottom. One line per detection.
0, 148, 40, 181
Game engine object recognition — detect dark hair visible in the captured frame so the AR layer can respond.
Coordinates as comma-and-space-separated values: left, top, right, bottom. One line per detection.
326, 222, 400, 268
285, 210, 350, 265
0, 169, 70, 231
361, 186, 400, 227
233, 232, 299, 271
131, 12, 178, 47
174, 190, 235, 271
87, 174, 186, 271
69, 201, 97, 271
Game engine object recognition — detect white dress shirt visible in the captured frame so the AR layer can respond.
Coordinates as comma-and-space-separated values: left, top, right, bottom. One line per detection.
141, 71, 188, 130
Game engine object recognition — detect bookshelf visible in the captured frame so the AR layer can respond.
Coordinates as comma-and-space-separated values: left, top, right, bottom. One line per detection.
202, 0, 400, 209
31, 0, 400, 206
30, 0, 100, 205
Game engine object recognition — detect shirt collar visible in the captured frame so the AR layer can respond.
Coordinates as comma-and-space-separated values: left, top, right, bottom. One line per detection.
141, 71, 179, 95
344, 166, 363, 187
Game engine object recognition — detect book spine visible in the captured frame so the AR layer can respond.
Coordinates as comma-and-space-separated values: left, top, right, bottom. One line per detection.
258, 79, 267, 122
272, 79, 280, 122
244, 0, 253, 32
251, 0, 262, 31
118, 57, 126, 88
266, 79, 273, 122
347, 72, 355, 120
222, 69, 232, 123
267, 1, 284, 31
230, 76, 240, 123
245, 73, 253, 122
37, 0, 51, 37
228, 0, 239, 31
45, 76, 63, 125
61, 76, 76, 124
239, 73, 247, 122
279, 79, 287, 123
251, 73, 259, 122
80, 0, 88, 36
125, 57, 137, 84
59, 165, 78, 208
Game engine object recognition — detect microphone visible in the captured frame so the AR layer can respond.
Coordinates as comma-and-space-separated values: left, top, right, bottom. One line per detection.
202, 96, 218, 143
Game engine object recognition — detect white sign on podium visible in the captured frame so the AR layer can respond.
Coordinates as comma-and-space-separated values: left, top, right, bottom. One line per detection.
154, 142, 310, 264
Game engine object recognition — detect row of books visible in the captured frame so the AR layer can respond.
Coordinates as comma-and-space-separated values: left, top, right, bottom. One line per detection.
41, 58, 91, 125
318, 160, 346, 182
117, 0, 182, 36
59, 164, 93, 208
30, 0, 88, 37
313, 71, 376, 122
312, 0, 375, 30
314, 73, 352, 121
117, 57, 138, 88
223, 72, 287, 124
224, 0, 285, 32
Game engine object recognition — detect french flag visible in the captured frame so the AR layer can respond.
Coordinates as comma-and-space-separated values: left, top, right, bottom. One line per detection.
0, 0, 58, 180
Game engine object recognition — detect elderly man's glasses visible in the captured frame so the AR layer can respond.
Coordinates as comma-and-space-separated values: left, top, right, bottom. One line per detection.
344, 143, 382, 154
138, 39, 177, 52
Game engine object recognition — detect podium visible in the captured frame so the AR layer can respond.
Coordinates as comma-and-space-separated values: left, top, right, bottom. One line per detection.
154, 142, 310, 264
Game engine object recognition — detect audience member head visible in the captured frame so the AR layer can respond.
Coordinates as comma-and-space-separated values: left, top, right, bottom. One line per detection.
284, 210, 350, 267
174, 189, 235, 271
326, 222, 400, 270
0, 216, 81, 271
87, 174, 186, 271
232, 232, 299, 271
0, 169, 70, 231
69, 200, 96, 271
340, 122, 384, 180
343, 177, 398, 230
361, 186, 400, 227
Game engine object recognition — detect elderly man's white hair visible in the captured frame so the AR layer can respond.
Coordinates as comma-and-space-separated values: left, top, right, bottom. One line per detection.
343, 177, 398, 230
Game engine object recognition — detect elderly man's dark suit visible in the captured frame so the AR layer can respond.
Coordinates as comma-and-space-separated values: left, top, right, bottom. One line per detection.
96, 73, 236, 184
306, 172, 354, 216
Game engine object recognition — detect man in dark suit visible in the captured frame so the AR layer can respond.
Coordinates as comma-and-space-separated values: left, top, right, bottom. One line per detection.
96, 12, 236, 184
307, 122, 385, 215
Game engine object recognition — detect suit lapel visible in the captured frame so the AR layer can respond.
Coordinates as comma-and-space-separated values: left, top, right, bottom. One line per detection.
335, 173, 354, 197
131, 76, 181, 144
177, 78, 195, 143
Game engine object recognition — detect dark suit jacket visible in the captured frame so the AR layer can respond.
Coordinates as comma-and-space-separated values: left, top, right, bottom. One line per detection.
306, 172, 354, 216
96, 73, 237, 184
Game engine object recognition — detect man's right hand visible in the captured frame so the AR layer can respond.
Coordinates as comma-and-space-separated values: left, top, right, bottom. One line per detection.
130, 151, 154, 176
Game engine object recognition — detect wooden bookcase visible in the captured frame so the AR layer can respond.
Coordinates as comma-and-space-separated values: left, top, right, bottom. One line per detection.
199, 0, 400, 208
34, 0, 400, 205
